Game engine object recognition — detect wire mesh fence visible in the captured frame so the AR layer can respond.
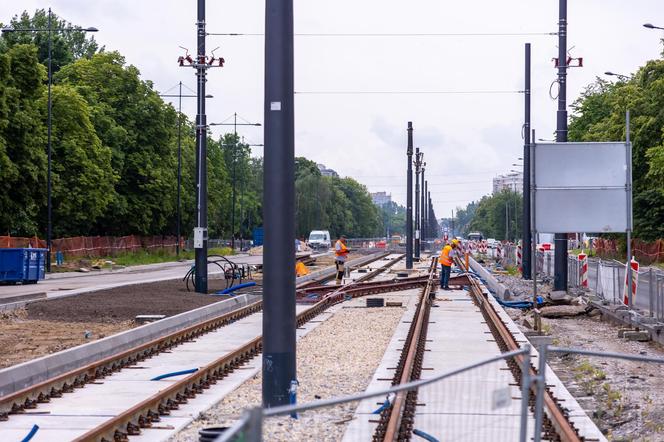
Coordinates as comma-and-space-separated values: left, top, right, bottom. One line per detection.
213, 344, 664, 442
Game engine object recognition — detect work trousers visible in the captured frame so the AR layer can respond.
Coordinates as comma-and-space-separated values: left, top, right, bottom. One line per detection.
440, 264, 451, 289
335, 259, 345, 284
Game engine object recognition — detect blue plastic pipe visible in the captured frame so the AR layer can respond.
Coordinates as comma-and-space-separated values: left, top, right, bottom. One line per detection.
413, 429, 440, 442
151, 368, 198, 381
215, 281, 257, 295
21, 425, 39, 442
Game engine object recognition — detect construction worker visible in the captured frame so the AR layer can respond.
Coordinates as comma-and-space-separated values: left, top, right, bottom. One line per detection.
334, 235, 350, 285
438, 239, 459, 290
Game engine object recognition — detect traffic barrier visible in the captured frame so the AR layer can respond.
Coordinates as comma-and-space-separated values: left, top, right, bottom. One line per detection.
496, 242, 502, 262
623, 257, 639, 306
516, 244, 522, 273
578, 252, 588, 288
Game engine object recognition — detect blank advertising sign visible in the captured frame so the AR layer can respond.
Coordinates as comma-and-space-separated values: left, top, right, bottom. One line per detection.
533, 142, 631, 233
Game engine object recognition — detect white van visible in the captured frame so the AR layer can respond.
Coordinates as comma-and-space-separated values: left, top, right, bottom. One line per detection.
308, 230, 331, 250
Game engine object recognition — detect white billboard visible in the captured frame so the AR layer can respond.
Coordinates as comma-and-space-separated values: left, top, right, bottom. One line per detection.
532, 142, 631, 233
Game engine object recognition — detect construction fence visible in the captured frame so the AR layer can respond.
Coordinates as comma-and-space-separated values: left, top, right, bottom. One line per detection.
0, 235, 181, 258
594, 238, 664, 264
214, 345, 664, 442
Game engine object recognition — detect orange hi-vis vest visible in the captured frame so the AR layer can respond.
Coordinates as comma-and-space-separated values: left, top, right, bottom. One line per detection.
335, 240, 349, 258
438, 245, 453, 267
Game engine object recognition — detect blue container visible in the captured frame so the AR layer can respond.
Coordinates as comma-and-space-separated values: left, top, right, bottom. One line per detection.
252, 227, 264, 246
0, 248, 47, 284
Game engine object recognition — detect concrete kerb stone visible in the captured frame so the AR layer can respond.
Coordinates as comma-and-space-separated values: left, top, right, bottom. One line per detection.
468, 255, 512, 300
589, 300, 664, 345
0, 294, 259, 396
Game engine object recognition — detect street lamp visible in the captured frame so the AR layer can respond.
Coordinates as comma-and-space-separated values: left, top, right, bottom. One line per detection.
158, 83, 213, 256
1, 8, 98, 272
643, 23, 664, 31
605, 71, 629, 81
209, 113, 261, 250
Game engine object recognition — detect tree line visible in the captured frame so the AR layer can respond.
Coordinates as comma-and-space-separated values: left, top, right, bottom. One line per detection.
0, 10, 390, 241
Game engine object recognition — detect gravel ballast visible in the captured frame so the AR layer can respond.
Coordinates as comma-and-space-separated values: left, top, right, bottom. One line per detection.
172, 298, 411, 441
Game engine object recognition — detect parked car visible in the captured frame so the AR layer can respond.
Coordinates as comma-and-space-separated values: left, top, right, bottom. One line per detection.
308, 230, 332, 250
487, 238, 498, 249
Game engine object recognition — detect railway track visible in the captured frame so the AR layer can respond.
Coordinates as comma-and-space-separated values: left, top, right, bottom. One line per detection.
372, 255, 583, 442
0, 252, 405, 441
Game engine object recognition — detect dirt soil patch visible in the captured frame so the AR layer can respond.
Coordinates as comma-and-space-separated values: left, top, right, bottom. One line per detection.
26, 277, 252, 323
0, 309, 132, 369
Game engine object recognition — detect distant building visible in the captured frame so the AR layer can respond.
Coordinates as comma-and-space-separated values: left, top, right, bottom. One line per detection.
493, 172, 523, 194
317, 163, 339, 177
370, 191, 392, 206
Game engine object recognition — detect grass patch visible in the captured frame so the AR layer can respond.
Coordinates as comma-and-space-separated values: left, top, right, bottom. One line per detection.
60, 247, 237, 269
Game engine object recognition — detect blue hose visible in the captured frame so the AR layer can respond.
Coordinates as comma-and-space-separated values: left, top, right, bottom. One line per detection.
215, 281, 256, 295
20, 425, 39, 442
151, 368, 198, 381
494, 296, 544, 309
413, 429, 439, 442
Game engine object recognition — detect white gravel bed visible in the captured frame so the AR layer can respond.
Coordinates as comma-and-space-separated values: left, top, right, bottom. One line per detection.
171, 296, 411, 441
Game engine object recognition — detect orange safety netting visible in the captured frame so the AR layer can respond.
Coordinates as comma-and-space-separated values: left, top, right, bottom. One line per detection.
0, 235, 182, 258
594, 238, 664, 264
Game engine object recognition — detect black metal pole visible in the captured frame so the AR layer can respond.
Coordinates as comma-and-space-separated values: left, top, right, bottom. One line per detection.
193, 0, 208, 293
262, 0, 296, 408
421, 167, 426, 246
176, 82, 182, 257
522, 43, 532, 279
231, 113, 237, 250
554, 0, 568, 291
406, 122, 413, 269
423, 180, 428, 240
414, 148, 421, 261
46, 8, 52, 271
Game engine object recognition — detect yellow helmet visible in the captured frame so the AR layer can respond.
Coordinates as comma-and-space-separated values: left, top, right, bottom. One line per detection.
451, 239, 460, 246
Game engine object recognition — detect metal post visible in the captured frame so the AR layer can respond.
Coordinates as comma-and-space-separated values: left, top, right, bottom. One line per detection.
421, 168, 426, 247
519, 346, 532, 442
406, 122, 413, 269
649, 267, 654, 317
414, 148, 421, 261
505, 202, 509, 241
533, 344, 548, 442
245, 407, 263, 442
522, 43, 532, 279
46, 8, 53, 272
554, 0, 569, 291
531, 130, 539, 330
424, 180, 428, 241
626, 110, 633, 307
263, 0, 296, 407
231, 113, 237, 250
176, 82, 182, 257
193, 0, 209, 293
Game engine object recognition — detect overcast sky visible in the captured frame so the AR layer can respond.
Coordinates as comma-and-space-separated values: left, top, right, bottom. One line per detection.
6, 1, 664, 217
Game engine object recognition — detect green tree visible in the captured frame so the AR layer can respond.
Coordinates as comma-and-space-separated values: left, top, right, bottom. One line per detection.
568, 57, 664, 240
1, 9, 100, 73
0, 44, 47, 235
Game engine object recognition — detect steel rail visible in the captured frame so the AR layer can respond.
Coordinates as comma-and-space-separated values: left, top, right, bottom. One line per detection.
0, 252, 391, 421
73, 254, 405, 441
456, 256, 581, 442
375, 256, 436, 441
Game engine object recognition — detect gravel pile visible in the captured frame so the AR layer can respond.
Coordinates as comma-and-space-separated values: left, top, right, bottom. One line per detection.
172, 303, 407, 441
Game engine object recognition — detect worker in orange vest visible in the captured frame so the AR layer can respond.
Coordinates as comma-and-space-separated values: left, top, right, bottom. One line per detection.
334, 235, 351, 285
438, 239, 459, 290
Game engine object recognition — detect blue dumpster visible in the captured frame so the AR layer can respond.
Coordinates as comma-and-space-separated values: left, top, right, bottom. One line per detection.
0, 248, 47, 284
253, 227, 264, 246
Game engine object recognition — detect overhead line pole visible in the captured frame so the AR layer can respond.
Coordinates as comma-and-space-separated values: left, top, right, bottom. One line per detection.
406, 122, 414, 269
262, 0, 296, 408
414, 148, 421, 261
193, 0, 209, 293
522, 43, 532, 279
554, 0, 569, 291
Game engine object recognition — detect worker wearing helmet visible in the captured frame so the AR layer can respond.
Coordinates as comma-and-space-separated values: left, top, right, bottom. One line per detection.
438, 239, 459, 290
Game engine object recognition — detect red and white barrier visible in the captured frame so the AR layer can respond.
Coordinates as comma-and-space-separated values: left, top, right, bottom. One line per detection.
623, 257, 639, 306
516, 244, 522, 273
578, 252, 588, 288
496, 243, 502, 261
